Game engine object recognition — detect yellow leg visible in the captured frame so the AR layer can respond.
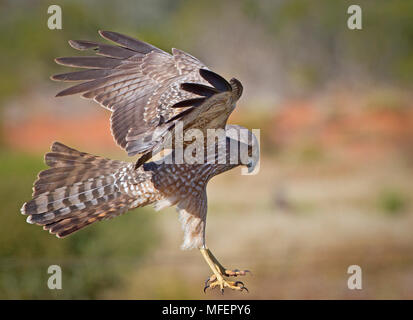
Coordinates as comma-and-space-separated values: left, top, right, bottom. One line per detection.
200, 247, 250, 293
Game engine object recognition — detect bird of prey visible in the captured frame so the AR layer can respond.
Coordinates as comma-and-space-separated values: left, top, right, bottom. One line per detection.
21, 31, 259, 293
51, 31, 243, 167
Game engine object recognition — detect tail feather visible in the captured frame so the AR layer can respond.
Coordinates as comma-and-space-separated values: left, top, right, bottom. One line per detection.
32, 142, 125, 197
21, 142, 137, 237
42, 194, 130, 237
24, 181, 117, 216
34, 168, 115, 193
46, 141, 124, 169
33, 174, 108, 197
45, 152, 107, 167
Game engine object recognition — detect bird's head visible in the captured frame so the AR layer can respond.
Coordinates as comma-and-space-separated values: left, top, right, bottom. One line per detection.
225, 125, 260, 174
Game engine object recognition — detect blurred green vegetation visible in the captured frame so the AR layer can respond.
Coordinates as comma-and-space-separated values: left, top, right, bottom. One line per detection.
378, 188, 407, 215
0, 0, 178, 102
246, 0, 413, 88
0, 149, 158, 299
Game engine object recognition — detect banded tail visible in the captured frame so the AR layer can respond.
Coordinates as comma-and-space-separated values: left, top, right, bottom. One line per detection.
21, 142, 137, 238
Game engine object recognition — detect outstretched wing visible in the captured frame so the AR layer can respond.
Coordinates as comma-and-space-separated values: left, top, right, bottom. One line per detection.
52, 30, 212, 152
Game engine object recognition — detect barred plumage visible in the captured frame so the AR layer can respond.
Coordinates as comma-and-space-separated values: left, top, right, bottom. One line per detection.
21, 125, 258, 249
21, 142, 159, 238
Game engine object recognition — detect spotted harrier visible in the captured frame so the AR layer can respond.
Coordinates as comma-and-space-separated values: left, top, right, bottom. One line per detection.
21, 31, 259, 293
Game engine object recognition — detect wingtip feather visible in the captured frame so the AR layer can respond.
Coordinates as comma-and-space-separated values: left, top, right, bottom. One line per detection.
68, 39, 79, 49
98, 30, 109, 38
54, 57, 67, 66
26, 215, 34, 224
55, 90, 67, 97
20, 203, 27, 215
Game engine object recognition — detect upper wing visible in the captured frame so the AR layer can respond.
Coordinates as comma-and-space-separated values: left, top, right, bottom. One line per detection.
130, 69, 243, 167
51, 30, 212, 152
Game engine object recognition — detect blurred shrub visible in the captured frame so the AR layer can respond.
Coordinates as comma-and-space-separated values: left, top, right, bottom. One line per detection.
377, 188, 408, 215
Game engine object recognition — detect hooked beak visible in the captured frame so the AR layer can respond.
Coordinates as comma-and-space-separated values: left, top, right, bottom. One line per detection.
247, 160, 254, 173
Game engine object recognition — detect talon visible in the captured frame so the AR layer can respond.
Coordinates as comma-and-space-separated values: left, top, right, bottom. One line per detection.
240, 286, 249, 293
199, 247, 251, 294
205, 277, 210, 286
203, 275, 250, 294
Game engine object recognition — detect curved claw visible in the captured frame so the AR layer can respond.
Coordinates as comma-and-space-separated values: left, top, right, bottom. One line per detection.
204, 277, 210, 286
203, 268, 250, 294
240, 286, 249, 293
204, 274, 217, 293
234, 281, 248, 292
232, 280, 248, 292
